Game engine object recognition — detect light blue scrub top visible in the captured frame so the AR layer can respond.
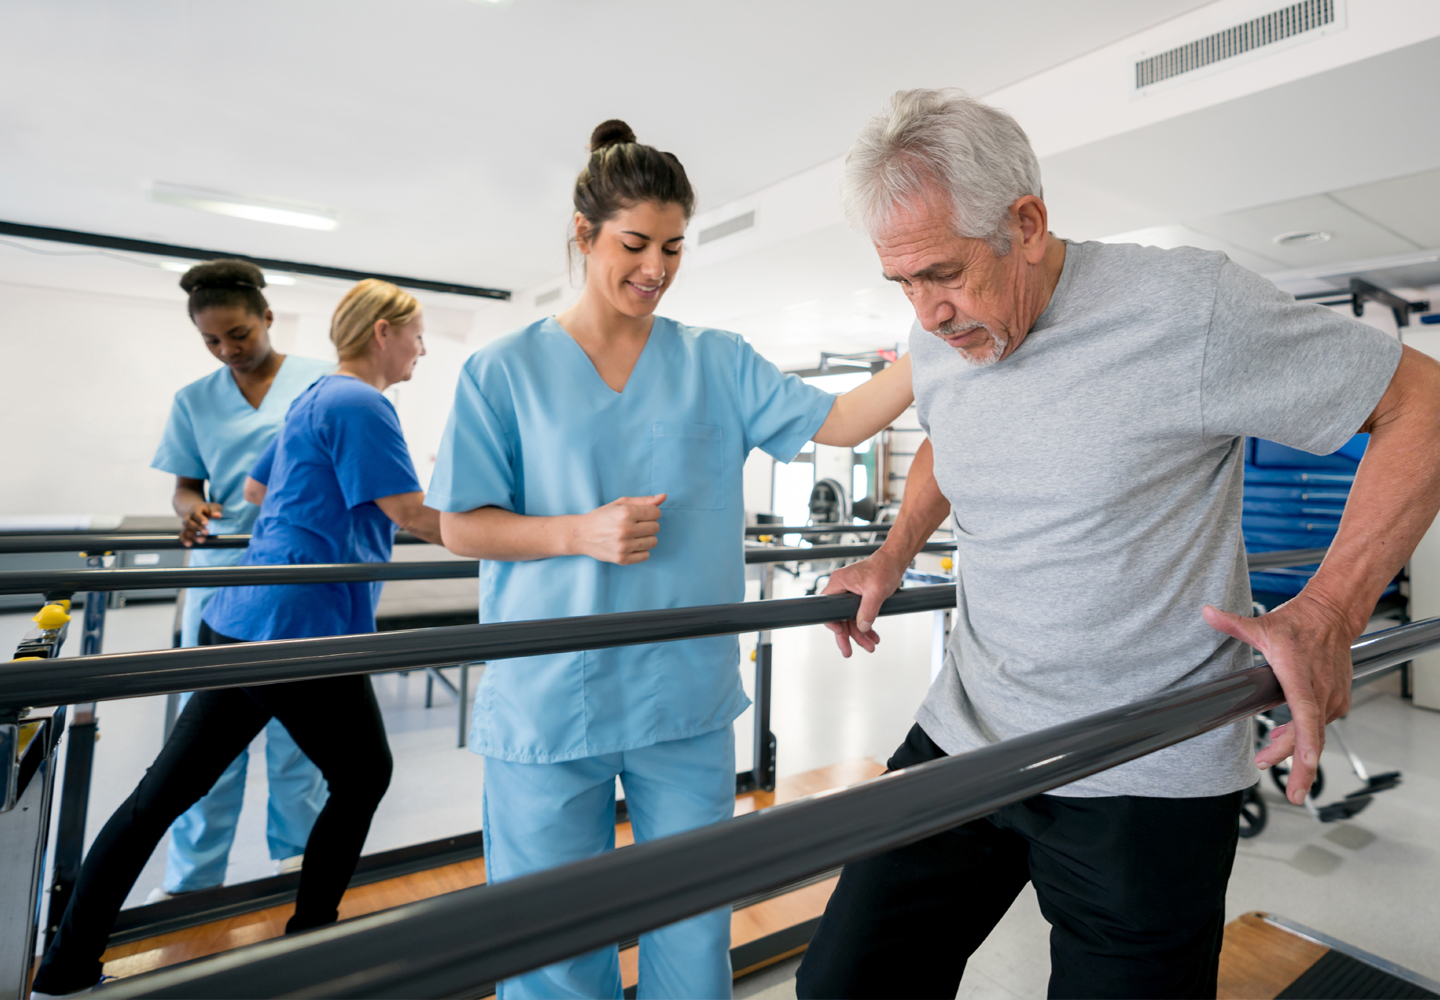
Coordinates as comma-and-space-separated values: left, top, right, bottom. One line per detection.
151, 356, 333, 642
427, 317, 835, 763
152, 356, 335, 563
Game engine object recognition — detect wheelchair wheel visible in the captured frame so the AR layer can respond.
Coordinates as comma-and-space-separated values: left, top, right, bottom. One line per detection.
1239, 783, 1267, 839
1269, 759, 1324, 799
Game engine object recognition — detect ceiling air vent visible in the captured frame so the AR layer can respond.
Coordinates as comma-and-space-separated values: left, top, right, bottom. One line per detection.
698, 210, 755, 246
534, 287, 561, 307
1135, 0, 1337, 90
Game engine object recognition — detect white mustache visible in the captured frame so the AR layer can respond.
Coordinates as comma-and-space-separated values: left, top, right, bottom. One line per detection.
935, 320, 986, 337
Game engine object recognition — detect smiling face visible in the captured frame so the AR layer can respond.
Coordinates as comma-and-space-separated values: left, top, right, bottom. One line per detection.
576, 200, 688, 318
875, 189, 1051, 367
193, 305, 275, 374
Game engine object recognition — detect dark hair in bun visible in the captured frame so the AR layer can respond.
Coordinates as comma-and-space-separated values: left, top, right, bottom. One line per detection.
572, 118, 696, 250
179, 258, 269, 320
589, 119, 637, 151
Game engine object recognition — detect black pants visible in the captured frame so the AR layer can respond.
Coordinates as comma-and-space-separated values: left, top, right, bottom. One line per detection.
796, 725, 1241, 1000
33, 623, 393, 995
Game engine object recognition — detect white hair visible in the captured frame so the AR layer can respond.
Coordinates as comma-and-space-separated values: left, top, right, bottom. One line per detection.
842, 88, 1043, 255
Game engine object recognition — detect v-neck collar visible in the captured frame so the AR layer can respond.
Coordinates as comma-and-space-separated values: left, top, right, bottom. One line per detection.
225, 355, 290, 413
547, 316, 661, 397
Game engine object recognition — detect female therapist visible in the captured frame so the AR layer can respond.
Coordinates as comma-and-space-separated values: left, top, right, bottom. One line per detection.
428, 120, 913, 1000
31, 280, 443, 999
150, 259, 330, 899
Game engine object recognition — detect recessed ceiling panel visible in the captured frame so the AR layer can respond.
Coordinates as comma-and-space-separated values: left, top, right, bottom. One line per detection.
1187, 195, 1419, 268
1095, 223, 1284, 272
1330, 169, 1440, 249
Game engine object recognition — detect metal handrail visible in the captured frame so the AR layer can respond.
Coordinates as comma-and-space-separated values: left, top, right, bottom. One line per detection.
0, 542, 959, 596
0, 531, 426, 555
1, 524, 898, 553
1248, 547, 1329, 570
0, 560, 482, 596
743, 540, 952, 563
100, 616, 1440, 999
0, 586, 958, 709
0, 543, 1329, 596
744, 524, 896, 537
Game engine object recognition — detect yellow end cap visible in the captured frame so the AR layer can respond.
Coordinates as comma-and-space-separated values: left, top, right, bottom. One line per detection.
750, 650, 757, 661
32, 604, 72, 629
758, 534, 772, 543
940, 557, 954, 571
11, 656, 43, 661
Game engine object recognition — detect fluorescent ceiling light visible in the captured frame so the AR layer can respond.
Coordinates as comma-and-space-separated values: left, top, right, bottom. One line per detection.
159, 260, 297, 285
149, 182, 338, 231
1273, 230, 1331, 246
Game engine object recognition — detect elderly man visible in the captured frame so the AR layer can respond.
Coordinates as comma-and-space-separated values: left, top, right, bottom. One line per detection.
795, 89, 1440, 999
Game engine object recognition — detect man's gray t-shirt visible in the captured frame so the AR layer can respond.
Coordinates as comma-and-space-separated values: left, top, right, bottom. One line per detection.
911, 239, 1401, 797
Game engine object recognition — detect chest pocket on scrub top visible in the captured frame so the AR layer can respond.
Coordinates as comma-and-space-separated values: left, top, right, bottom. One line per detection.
650, 421, 725, 510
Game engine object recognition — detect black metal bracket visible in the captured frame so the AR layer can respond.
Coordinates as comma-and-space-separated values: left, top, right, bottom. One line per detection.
1297, 279, 1430, 328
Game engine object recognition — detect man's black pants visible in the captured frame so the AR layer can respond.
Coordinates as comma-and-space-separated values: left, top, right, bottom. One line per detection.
33, 622, 393, 995
796, 725, 1242, 1000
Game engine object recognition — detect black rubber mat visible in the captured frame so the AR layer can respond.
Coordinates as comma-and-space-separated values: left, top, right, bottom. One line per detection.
1277, 950, 1439, 1000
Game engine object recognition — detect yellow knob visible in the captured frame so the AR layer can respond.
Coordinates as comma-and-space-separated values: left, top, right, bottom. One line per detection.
750, 650, 757, 661
11, 656, 42, 661
940, 557, 954, 571
32, 604, 72, 629
758, 534, 772, 543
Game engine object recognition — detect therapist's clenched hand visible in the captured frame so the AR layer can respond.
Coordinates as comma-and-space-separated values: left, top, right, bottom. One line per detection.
572, 494, 666, 565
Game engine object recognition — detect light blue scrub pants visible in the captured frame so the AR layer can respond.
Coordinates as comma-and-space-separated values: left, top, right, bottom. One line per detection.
483, 727, 736, 1000
163, 587, 328, 893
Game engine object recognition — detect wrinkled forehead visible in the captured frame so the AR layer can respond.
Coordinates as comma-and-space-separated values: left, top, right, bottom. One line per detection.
874, 205, 987, 276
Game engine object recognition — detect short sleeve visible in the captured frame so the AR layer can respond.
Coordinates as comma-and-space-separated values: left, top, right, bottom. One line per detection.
425, 359, 518, 513
734, 338, 835, 461
1200, 261, 1402, 454
320, 389, 422, 509
250, 437, 278, 486
151, 395, 208, 480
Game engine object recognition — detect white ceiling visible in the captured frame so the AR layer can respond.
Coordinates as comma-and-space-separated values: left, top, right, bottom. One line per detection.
0, 0, 1213, 293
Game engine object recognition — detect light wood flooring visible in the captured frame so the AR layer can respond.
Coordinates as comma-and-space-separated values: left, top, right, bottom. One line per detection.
1217, 911, 1329, 1000
98, 777, 1340, 999
99, 759, 885, 989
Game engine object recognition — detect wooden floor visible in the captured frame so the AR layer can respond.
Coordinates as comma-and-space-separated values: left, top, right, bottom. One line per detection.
99, 758, 885, 987
1217, 911, 1329, 1000
100, 777, 1339, 998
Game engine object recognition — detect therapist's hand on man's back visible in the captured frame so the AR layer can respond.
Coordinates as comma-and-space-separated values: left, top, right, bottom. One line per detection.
571, 494, 665, 565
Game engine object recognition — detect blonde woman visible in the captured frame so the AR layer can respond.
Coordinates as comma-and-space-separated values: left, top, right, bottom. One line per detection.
32, 280, 443, 998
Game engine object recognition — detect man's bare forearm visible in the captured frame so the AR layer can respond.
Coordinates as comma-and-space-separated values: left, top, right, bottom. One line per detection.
1305, 347, 1440, 633
874, 438, 951, 567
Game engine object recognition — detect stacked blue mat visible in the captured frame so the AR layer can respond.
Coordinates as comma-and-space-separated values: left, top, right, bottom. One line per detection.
1243, 434, 1391, 603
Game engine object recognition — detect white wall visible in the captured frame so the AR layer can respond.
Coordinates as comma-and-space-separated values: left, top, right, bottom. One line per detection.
0, 273, 482, 518
1, 281, 220, 518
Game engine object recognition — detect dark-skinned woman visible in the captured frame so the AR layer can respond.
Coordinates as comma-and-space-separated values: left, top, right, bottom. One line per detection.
147, 260, 330, 900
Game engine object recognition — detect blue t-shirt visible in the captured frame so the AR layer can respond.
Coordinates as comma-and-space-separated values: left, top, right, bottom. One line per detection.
204, 375, 422, 641
426, 316, 834, 762
151, 356, 333, 570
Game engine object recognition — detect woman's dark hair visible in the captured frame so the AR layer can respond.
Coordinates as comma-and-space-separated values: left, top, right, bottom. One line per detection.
572, 119, 697, 247
179, 259, 269, 320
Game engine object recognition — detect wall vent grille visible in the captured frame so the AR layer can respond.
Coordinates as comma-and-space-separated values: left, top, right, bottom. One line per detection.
1135, 0, 1334, 89
534, 287, 561, 307
698, 210, 755, 246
